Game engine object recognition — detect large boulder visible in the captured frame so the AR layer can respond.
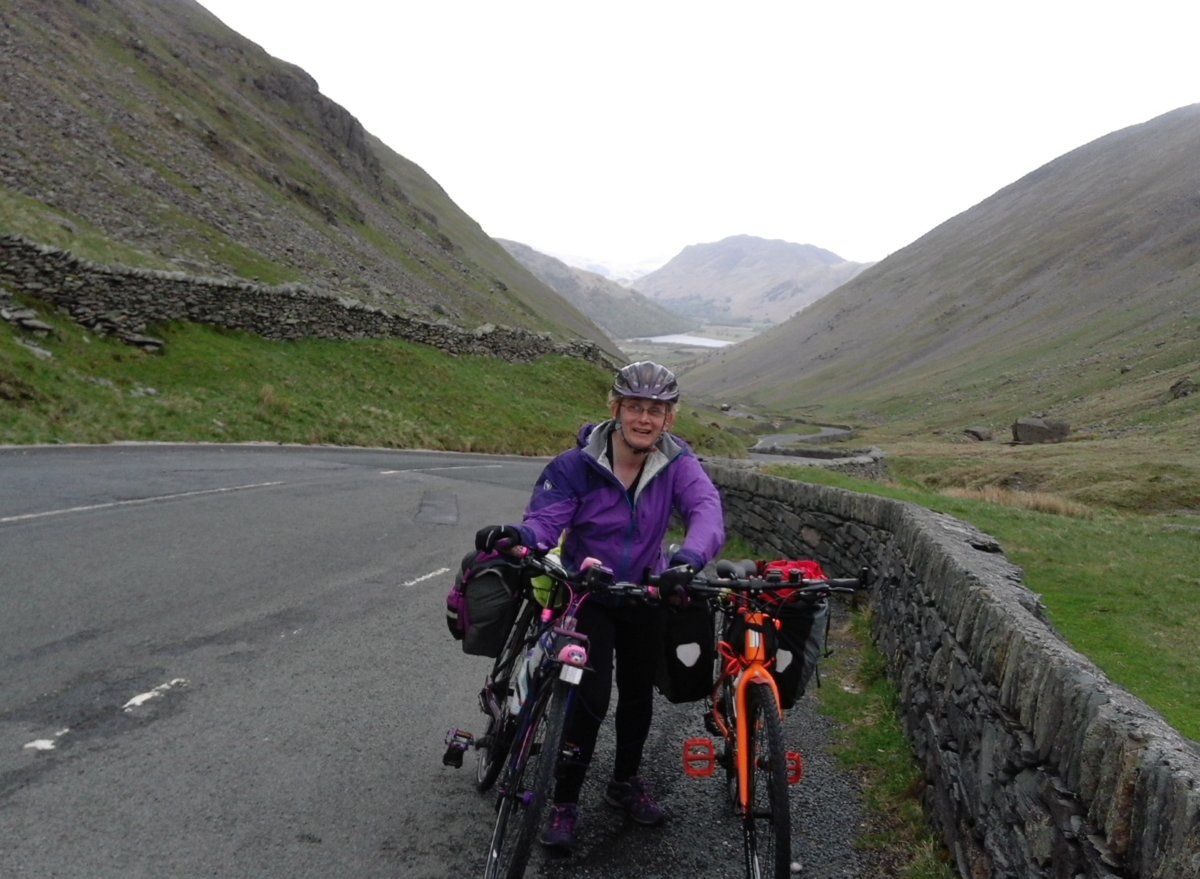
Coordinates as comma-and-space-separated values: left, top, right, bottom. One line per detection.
1011, 416, 1071, 443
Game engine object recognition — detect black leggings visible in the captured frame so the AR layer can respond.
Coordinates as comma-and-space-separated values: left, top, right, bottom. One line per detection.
553, 601, 662, 804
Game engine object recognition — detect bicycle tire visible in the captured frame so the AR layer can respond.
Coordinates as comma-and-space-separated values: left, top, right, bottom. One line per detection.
476, 599, 538, 791
483, 678, 572, 879
721, 678, 739, 813
743, 684, 791, 879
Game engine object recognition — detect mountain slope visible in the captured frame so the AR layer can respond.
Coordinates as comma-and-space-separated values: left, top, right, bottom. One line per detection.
497, 239, 695, 339
686, 104, 1200, 436
633, 235, 870, 324
0, 0, 619, 357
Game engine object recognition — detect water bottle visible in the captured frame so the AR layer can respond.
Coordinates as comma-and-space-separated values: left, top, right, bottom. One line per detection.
509, 631, 553, 715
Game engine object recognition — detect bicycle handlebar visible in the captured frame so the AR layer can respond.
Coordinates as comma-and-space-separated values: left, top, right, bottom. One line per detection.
496, 542, 867, 605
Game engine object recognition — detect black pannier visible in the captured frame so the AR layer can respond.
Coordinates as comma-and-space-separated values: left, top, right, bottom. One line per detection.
446, 551, 525, 657
655, 603, 715, 703
731, 598, 827, 709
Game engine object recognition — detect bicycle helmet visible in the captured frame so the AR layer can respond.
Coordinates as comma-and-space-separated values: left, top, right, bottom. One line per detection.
611, 361, 680, 403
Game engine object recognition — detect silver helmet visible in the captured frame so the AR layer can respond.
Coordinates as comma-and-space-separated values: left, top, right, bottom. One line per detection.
612, 361, 680, 403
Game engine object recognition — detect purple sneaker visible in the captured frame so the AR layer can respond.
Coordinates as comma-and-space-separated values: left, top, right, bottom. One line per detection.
604, 776, 665, 826
539, 803, 580, 850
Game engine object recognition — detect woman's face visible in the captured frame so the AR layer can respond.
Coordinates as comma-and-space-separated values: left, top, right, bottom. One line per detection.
611, 397, 674, 452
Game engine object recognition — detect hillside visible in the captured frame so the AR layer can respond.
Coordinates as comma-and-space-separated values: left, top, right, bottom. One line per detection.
0, 0, 619, 358
497, 239, 695, 339
633, 235, 870, 324
686, 105, 1200, 442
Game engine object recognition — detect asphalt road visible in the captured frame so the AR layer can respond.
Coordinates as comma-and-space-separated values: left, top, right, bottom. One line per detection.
0, 444, 879, 878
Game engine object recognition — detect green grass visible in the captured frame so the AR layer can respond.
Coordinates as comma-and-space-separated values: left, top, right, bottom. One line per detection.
0, 185, 176, 270
819, 611, 958, 879
762, 464, 1200, 740
0, 298, 745, 458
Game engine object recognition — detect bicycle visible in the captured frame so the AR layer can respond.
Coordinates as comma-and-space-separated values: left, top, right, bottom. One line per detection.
443, 548, 656, 879
680, 559, 866, 879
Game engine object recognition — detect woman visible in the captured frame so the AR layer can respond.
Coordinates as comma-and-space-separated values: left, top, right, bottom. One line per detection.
475, 361, 725, 850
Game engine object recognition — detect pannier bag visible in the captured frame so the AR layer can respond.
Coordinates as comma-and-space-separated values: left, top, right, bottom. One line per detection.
734, 558, 831, 709
445, 551, 525, 657
655, 602, 715, 703
771, 598, 828, 708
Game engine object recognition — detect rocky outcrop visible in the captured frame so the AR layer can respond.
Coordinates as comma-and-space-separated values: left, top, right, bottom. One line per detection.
704, 462, 1200, 879
0, 235, 618, 367
1012, 417, 1072, 444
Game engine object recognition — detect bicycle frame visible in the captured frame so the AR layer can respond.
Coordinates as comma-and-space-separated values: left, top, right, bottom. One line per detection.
709, 606, 790, 813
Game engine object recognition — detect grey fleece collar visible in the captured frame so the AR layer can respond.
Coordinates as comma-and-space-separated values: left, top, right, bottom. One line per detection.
584, 420, 684, 504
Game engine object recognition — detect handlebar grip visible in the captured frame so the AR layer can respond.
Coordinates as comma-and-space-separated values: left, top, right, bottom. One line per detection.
714, 559, 740, 579
826, 578, 861, 589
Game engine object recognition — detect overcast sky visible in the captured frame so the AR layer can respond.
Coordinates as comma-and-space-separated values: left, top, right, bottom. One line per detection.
198, 0, 1198, 272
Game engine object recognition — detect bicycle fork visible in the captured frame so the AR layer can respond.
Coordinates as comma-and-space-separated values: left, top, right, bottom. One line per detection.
681, 676, 805, 805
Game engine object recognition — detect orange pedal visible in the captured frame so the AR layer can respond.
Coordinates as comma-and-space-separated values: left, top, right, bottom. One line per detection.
786, 750, 805, 784
683, 738, 716, 777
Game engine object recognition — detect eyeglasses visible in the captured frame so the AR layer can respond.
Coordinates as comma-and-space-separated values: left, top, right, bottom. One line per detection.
622, 401, 669, 418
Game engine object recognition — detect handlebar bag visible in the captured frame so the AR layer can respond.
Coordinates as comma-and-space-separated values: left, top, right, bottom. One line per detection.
446, 551, 525, 657
654, 603, 715, 704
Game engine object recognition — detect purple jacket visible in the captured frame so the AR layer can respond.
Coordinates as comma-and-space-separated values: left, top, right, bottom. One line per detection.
512, 421, 725, 585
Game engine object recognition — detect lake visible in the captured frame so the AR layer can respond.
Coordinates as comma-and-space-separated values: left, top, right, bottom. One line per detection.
628, 333, 733, 348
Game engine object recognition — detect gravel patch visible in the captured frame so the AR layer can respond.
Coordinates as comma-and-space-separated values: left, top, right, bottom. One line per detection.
518, 605, 886, 878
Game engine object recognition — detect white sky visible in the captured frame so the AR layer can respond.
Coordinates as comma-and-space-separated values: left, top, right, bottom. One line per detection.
197, 0, 1199, 270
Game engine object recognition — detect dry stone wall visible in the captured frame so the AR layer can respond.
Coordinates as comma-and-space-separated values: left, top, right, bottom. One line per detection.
0, 235, 617, 367
705, 461, 1200, 879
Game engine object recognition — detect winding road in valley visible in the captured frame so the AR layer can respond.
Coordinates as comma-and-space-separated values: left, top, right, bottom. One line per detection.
0, 444, 879, 878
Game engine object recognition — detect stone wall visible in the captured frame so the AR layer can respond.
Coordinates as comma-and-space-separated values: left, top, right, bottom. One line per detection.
0, 235, 617, 367
705, 461, 1200, 879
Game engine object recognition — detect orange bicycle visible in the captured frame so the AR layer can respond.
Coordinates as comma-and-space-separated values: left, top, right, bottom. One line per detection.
678, 560, 865, 879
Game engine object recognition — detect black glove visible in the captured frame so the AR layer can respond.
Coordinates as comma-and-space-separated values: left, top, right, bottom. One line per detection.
475, 524, 521, 553
657, 563, 696, 599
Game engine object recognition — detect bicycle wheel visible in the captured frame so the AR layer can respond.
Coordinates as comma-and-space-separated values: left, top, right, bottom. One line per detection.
720, 678, 740, 813
483, 677, 572, 879
476, 599, 537, 791
743, 684, 791, 879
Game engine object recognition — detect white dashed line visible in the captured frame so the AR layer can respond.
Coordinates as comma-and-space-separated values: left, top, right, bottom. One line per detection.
123, 678, 188, 711
1, 482, 285, 524
401, 567, 451, 587
23, 728, 70, 751
381, 465, 504, 474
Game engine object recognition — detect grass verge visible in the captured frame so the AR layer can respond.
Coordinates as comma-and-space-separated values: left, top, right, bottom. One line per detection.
761, 463, 1200, 740
0, 298, 746, 458
819, 610, 958, 879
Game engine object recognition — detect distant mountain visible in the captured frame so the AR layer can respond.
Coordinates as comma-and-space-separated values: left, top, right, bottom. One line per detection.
546, 252, 669, 288
685, 105, 1200, 435
498, 240, 695, 339
0, 0, 619, 358
633, 235, 871, 324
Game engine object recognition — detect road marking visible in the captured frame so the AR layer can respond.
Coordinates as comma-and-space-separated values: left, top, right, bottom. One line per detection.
123, 678, 188, 711
0, 482, 285, 524
401, 567, 451, 587
23, 728, 70, 751
381, 465, 504, 474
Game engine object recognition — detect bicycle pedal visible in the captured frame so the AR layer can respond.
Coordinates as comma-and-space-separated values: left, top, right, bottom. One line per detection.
786, 750, 805, 784
442, 728, 474, 768
683, 738, 717, 778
